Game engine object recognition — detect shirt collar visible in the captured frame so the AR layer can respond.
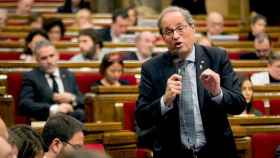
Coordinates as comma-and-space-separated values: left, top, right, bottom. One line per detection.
45, 68, 60, 78
185, 45, 195, 63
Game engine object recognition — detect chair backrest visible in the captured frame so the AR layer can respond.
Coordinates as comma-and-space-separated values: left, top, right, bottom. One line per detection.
252, 133, 280, 158
6, 72, 30, 124
252, 100, 266, 114
123, 101, 137, 131
269, 100, 280, 115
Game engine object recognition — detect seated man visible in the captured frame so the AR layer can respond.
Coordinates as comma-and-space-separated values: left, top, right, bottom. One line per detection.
15, 0, 34, 16
97, 9, 129, 42
19, 40, 85, 122
70, 28, 101, 61
251, 51, 280, 85
123, 31, 156, 62
42, 114, 84, 158
247, 13, 267, 41
206, 11, 224, 37
240, 33, 272, 60
75, 9, 94, 30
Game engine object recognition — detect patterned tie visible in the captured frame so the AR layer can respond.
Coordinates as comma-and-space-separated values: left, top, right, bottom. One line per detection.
178, 60, 196, 149
49, 74, 59, 93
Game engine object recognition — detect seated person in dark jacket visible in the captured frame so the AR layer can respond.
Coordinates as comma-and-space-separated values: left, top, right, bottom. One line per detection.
19, 40, 85, 122
238, 77, 262, 116
93, 53, 128, 87
247, 13, 267, 41
206, 11, 224, 37
123, 31, 155, 62
57, 0, 90, 13
240, 33, 272, 60
97, 9, 129, 42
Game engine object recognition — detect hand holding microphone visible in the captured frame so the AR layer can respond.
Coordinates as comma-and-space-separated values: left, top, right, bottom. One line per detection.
163, 74, 182, 107
163, 52, 184, 107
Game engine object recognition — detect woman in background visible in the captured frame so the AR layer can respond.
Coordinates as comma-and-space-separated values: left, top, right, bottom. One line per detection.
21, 29, 49, 61
240, 77, 262, 116
93, 53, 128, 87
43, 18, 65, 42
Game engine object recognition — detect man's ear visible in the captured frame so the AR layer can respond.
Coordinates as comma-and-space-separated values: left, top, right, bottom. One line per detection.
49, 138, 63, 154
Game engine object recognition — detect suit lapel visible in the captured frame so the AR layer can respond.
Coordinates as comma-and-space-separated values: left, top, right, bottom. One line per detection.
195, 45, 210, 111
37, 68, 54, 100
161, 52, 177, 88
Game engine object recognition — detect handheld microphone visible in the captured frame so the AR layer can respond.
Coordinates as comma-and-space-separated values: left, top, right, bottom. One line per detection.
171, 52, 184, 76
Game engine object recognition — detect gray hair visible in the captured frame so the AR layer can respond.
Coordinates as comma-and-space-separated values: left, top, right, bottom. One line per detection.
34, 40, 54, 56
157, 6, 194, 35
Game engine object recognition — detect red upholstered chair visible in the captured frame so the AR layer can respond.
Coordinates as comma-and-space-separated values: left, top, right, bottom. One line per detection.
123, 101, 153, 158
74, 72, 102, 94
228, 53, 240, 60
59, 51, 79, 60
252, 133, 280, 158
75, 72, 138, 94
269, 100, 280, 115
121, 74, 138, 85
6, 72, 30, 124
0, 52, 21, 60
252, 100, 266, 114
123, 101, 137, 131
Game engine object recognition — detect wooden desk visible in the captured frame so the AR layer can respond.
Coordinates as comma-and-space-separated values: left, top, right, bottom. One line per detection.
0, 94, 15, 127
86, 86, 139, 123
229, 116, 280, 136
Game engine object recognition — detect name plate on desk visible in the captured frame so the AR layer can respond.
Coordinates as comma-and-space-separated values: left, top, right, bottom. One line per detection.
91, 85, 139, 94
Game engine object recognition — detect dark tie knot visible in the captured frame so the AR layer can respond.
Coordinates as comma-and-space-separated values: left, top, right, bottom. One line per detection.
49, 73, 56, 79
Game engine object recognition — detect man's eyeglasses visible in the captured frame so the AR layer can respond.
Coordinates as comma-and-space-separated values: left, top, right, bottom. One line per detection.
163, 24, 189, 37
63, 141, 83, 150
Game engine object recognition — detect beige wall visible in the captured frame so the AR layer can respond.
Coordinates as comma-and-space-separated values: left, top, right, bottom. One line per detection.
206, 0, 249, 19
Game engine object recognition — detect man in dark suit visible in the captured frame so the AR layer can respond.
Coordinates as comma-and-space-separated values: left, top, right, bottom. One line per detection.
123, 31, 155, 62
135, 7, 246, 158
97, 9, 129, 42
20, 40, 85, 122
240, 33, 272, 60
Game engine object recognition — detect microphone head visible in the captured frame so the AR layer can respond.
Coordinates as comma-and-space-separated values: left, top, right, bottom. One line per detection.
171, 51, 184, 75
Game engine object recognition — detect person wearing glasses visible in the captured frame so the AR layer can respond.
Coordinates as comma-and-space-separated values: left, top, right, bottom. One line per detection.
240, 33, 272, 60
42, 114, 84, 158
135, 6, 246, 158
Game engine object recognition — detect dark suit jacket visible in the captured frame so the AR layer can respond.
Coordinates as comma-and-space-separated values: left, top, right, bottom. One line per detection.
19, 68, 84, 120
239, 52, 260, 60
97, 28, 112, 42
136, 44, 246, 158
122, 51, 139, 61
